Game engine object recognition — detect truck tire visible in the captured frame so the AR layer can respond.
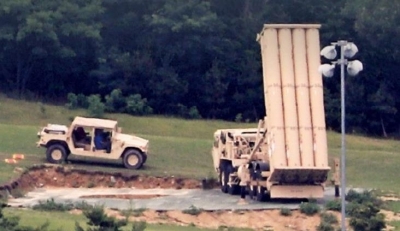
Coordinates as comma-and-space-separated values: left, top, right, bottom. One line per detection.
46, 144, 67, 164
248, 184, 257, 200
123, 149, 144, 169
227, 165, 240, 195
228, 184, 240, 195
142, 153, 148, 164
256, 185, 267, 202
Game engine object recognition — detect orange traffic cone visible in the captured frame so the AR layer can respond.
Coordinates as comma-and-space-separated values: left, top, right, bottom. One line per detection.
12, 154, 25, 160
5, 159, 18, 164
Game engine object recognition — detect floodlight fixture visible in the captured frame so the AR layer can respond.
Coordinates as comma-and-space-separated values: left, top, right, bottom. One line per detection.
318, 64, 336, 77
320, 45, 337, 60
343, 43, 358, 58
347, 60, 363, 76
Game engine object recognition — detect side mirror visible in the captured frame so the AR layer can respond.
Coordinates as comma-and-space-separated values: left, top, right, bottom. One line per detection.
117, 127, 122, 133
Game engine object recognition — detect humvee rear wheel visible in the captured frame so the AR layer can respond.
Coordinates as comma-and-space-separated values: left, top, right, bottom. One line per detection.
123, 150, 144, 169
46, 144, 67, 164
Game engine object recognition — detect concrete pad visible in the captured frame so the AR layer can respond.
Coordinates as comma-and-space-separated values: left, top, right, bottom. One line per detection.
7, 187, 362, 211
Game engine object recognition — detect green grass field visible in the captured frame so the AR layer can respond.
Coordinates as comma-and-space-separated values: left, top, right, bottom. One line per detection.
1, 94, 400, 229
3, 208, 251, 231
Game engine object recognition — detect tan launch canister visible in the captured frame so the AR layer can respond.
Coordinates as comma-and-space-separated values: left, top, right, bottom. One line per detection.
258, 28, 287, 167
306, 29, 329, 167
292, 28, 314, 167
257, 24, 328, 169
277, 28, 301, 167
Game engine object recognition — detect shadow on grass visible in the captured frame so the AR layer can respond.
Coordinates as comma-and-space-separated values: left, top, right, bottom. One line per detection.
64, 158, 155, 174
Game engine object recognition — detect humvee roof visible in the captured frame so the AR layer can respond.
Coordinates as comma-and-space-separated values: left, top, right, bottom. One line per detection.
73, 116, 118, 128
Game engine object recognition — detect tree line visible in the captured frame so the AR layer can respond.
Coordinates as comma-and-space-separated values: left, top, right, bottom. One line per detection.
0, 0, 399, 137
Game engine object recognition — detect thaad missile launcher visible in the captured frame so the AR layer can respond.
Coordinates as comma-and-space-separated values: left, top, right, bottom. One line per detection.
212, 24, 331, 200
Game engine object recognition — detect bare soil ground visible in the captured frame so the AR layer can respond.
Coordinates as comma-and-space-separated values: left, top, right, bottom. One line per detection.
69, 208, 328, 231
80, 194, 165, 199
12, 165, 203, 190
2, 165, 398, 231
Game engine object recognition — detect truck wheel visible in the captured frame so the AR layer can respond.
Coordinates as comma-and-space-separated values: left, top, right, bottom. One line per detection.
46, 144, 67, 164
228, 184, 240, 195
142, 153, 148, 164
123, 150, 144, 169
256, 185, 267, 202
227, 165, 240, 195
249, 184, 257, 199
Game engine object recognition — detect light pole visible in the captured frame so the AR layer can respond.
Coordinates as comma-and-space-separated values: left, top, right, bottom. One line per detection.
319, 40, 363, 231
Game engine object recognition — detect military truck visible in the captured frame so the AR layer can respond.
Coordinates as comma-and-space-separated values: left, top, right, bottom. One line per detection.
212, 24, 331, 200
212, 128, 265, 196
37, 116, 149, 169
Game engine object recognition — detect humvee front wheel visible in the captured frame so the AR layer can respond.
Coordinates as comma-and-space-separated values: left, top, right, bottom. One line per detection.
46, 144, 67, 164
123, 149, 144, 169
142, 153, 148, 164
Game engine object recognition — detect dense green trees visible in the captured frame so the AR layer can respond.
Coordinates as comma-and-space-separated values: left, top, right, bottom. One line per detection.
0, 0, 399, 136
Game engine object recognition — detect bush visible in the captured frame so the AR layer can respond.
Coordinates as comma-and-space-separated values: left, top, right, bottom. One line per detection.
346, 189, 382, 207
32, 198, 73, 211
66, 93, 78, 109
280, 207, 292, 216
77, 93, 89, 108
320, 212, 338, 224
131, 220, 147, 231
345, 190, 386, 231
347, 202, 386, 230
176, 104, 201, 119
76, 205, 127, 231
105, 89, 126, 113
235, 113, 242, 122
316, 221, 335, 231
325, 200, 341, 211
188, 106, 201, 119
87, 94, 105, 118
182, 205, 203, 216
74, 201, 94, 211
299, 202, 320, 215
121, 207, 146, 218
125, 94, 153, 115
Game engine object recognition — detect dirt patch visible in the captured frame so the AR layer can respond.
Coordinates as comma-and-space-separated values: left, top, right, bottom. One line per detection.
96, 208, 338, 231
80, 194, 165, 199
381, 196, 400, 202
2, 165, 209, 194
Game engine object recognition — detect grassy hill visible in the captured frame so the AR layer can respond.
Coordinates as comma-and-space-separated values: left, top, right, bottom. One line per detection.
0, 94, 400, 194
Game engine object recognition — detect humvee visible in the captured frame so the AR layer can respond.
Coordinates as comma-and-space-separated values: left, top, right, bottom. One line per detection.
37, 116, 149, 169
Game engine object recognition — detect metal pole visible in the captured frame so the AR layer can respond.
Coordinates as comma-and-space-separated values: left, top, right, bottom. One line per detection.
339, 41, 347, 231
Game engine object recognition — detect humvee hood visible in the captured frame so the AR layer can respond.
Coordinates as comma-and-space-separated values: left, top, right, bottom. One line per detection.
115, 133, 149, 147
42, 124, 69, 133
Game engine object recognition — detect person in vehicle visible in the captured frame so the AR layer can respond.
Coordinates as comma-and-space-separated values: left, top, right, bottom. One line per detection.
94, 129, 111, 152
